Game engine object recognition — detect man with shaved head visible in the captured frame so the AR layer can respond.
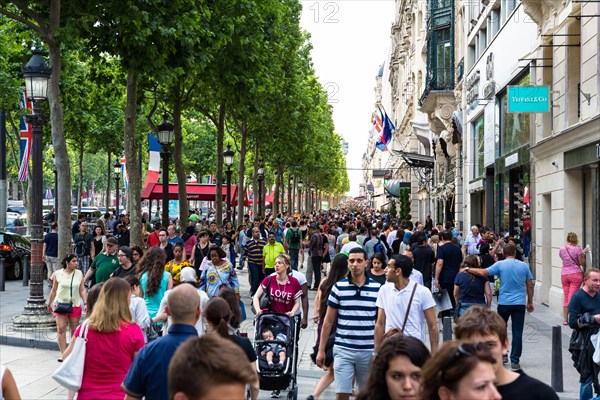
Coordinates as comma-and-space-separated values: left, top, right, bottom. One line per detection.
123, 284, 201, 400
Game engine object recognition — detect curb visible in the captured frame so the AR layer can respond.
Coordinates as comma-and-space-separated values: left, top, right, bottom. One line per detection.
0, 334, 59, 351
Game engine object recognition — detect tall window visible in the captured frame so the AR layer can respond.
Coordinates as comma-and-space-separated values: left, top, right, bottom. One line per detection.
472, 115, 485, 179
500, 74, 531, 155
435, 28, 452, 87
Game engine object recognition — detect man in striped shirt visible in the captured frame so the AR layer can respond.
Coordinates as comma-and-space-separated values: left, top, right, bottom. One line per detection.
244, 227, 266, 297
316, 247, 381, 399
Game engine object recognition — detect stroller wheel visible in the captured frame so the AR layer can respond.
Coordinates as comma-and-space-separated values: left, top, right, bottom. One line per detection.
287, 386, 298, 400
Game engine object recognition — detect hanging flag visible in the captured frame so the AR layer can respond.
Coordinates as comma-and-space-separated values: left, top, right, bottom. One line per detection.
89, 181, 95, 203
45, 188, 53, 200
18, 90, 33, 182
206, 174, 215, 184
145, 133, 161, 185
376, 107, 396, 151
369, 108, 383, 139
120, 154, 129, 189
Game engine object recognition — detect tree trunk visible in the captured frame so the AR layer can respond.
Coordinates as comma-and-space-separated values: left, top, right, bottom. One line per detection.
286, 173, 292, 216
273, 163, 280, 217
123, 68, 142, 246
252, 141, 259, 218
47, 39, 71, 260
77, 144, 84, 213
215, 103, 226, 225
237, 121, 248, 227
172, 83, 189, 227
106, 153, 111, 210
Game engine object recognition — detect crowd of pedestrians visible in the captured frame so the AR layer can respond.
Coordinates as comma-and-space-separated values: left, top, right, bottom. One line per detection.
12, 205, 590, 399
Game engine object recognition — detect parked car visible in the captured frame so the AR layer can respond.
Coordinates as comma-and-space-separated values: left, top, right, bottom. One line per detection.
5, 213, 28, 236
6, 206, 26, 215
0, 231, 31, 280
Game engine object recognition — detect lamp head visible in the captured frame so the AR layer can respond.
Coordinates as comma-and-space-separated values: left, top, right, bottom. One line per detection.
157, 114, 174, 146
22, 45, 52, 101
223, 144, 234, 167
114, 161, 121, 175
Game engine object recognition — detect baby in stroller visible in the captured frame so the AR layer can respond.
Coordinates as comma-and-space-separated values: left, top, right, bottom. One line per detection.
260, 327, 287, 369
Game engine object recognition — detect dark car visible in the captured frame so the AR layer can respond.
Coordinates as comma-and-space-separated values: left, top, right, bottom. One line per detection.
0, 231, 31, 280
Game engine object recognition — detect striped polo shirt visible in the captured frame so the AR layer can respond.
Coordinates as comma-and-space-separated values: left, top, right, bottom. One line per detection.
244, 238, 266, 265
327, 276, 381, 351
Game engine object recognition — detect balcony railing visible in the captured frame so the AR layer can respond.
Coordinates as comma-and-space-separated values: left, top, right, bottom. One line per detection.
456, 58, 464, 82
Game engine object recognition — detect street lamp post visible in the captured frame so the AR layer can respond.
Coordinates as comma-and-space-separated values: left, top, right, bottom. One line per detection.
223, 145, 234, 222
257, 166, 264, 219
13, 45, 55, 329
157, 114, 174, 229
114, 161, 121, 216
298, 179, 303, 214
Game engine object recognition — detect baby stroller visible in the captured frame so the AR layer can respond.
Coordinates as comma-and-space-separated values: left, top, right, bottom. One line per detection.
249, 312, 299, 400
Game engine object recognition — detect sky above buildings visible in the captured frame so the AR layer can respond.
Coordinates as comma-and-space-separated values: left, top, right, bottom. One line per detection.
300, 0, 396, 196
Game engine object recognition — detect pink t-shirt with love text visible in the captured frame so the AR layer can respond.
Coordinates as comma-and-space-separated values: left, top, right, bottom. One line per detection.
260, 276, 302, 314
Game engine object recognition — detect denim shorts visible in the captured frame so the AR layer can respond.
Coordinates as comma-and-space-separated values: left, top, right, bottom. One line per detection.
332, 345, 372, 394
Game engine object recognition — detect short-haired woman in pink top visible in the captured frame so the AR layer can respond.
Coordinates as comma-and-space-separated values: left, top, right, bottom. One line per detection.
559, 232, 590, 325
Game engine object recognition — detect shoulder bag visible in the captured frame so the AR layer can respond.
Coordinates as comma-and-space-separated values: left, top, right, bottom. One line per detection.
565, 246, 584, 272
383, 282, 418, 340
251, 276, 272, 314
54, 271, 75, 314
453, 272, 475, 323
52, 320, 89, 391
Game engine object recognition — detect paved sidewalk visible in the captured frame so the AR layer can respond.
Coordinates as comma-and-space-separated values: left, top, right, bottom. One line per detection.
0, 265, 582, 399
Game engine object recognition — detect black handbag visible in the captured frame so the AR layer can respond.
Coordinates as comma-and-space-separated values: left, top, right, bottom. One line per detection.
251, 277, 272, 314
54, 272, 75, 314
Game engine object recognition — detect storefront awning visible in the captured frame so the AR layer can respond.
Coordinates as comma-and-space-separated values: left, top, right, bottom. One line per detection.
141, 183, 249, 206
391, 150, 434, 169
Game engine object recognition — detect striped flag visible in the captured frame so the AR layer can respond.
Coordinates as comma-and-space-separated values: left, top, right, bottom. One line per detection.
90, 182, 95, 202
121, 154, 129, 189
18, 90, 33, 182
370, 108, 382, 139
145, 133, 161, 184
206, 174, 215, 184
45, 188, 53, 199
375, 107, 395, 152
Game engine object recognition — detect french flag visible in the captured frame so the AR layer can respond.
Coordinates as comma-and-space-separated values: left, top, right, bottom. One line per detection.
370, 108, 383, 139
145, 133, 161, 185
376, 107, 395, 151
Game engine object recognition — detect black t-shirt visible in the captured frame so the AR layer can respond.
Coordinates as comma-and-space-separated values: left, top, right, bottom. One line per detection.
229, 334, 257, 362
368, 270, 387, 285
436, 242, 463, 284
479, 253, 496, 282
162, 243, 174, 263
412, 246, 436, 274
112, 264, 136, 279
498, 371, 558, 400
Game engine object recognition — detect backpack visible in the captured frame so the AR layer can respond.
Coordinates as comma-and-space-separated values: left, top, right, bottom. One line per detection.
74, 235, 88, 257
373, 240, 386, 256
289, 228, 301, 245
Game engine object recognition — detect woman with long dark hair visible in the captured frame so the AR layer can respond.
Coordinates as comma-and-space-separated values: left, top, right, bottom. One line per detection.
308, 253, 349, 400
91, 225, 107, 261
204, 297, 259, 400
189, 230, 210, 276
368, 253, 387, 285
219, 285, 243, 331
47, 254, 87, 359
357, 336, 430, 400
139, 247, 173, 323
181, 225, 197, 260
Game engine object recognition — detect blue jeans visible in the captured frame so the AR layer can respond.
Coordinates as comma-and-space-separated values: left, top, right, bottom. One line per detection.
497, 304, 526, 364
248, 262, 264, 296
579, 363, 600, 399
289, 248, 299, 271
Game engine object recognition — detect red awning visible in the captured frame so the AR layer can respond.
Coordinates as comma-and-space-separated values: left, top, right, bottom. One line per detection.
141, 183, 249, 206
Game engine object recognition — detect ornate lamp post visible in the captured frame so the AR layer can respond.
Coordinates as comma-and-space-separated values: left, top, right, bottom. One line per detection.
13, 45, 55, 329
223, 144, 234, 222
157, 114, 174, 228
113, 161, 121, 216
257, 165, 265, 219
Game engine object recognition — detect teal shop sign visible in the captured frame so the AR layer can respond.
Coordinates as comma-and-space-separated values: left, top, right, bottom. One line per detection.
508, 86, 550, 113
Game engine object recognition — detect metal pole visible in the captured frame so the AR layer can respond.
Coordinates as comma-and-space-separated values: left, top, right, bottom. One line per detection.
442, 316, 453, 341
115, 175, 119, 218
551, 325, 564, 392
161, 146, 170, 228
226, 167, 232, 222
0, 256, 5, 291
258, 176, 263, 219
0, 110, 6, 230
13, 101, 55, 329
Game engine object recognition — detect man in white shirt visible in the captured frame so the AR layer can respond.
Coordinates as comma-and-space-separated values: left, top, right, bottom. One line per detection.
463, 225, 482, 255
374, 254, 438, 353
341, 232, 362, 254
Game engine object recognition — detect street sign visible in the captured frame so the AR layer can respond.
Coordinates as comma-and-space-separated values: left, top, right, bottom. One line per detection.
507, 85, 550, 113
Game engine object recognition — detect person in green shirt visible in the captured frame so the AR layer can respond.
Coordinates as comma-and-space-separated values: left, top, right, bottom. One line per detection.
84, 236, 119, 285
285, 220, 302, 271
263, 232, 285, 276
